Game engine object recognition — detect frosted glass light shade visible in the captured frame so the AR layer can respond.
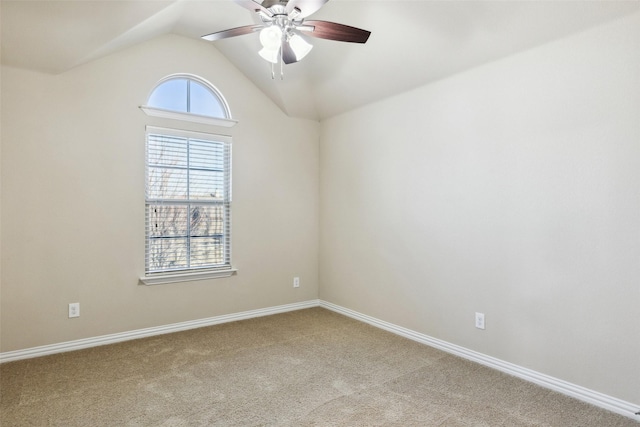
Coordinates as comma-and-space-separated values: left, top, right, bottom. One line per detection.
289, 34, 313, 60
259, 47, 280, 64
259, 26, 283, 50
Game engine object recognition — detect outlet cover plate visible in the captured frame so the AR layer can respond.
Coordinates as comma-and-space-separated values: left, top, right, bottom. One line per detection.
69, 303, 80, 318
475, 312, 485, 330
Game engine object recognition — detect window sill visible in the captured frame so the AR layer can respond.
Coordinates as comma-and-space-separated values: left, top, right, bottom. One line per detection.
140, 106, 238, 128
139, 268, 237, 286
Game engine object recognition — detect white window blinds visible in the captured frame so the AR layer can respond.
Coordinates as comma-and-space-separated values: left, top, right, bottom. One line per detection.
145, 126, 232, 275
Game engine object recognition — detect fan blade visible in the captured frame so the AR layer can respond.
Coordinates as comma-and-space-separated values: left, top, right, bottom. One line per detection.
201, 25, 262, 41
281, 40, 298, 64
302, 20, 370, 43
233, 0, 273, 16
285, 0, 329, 18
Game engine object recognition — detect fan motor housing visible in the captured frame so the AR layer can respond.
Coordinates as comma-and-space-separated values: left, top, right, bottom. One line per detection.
262, 0, 289, 9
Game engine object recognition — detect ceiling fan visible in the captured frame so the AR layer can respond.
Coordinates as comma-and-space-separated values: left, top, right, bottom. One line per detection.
201, 0, 371, 78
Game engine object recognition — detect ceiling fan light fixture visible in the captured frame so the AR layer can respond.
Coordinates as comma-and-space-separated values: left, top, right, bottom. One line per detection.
259, 47, 280, 64
259, 25, 283, 50
289, 33, 313, 61
201, 0, 371, 78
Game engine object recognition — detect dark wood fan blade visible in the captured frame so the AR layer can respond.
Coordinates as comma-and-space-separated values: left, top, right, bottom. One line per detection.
286, 0, 329, 18
233, 0, 273, 16
302, 20, 370, 43
282, 40, 298, 64
201, 25, 262, 41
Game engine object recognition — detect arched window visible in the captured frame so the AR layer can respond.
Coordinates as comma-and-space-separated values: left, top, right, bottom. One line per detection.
140, 74, 237, 128
140, 75, 236, 285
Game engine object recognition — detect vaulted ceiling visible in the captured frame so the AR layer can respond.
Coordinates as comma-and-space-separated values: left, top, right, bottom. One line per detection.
2, 0, 638, 121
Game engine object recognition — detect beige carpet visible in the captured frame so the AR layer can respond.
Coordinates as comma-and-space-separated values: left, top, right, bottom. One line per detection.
0, 307, 636, 426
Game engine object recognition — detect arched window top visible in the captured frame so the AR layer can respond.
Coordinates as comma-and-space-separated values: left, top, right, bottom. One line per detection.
141, 74, 237, 127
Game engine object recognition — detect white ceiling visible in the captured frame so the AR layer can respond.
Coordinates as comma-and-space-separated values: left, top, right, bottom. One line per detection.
2, 0, 639, 121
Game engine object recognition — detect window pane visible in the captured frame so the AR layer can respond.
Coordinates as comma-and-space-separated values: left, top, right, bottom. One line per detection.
147, 134, 187, 167
190, 236, 225, 267
148, 237, 188, 271
189, 138, 226, 200
190, 81, 226, 118
148, 205, 188, 237
147, 167, 187, 199
147, 79, 188, 112
190, 205, 225, 237
189, 139, 224, 170
189, 170, 224, 200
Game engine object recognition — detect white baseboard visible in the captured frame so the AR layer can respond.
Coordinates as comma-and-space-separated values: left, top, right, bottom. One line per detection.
319, 300, 640, 421
0, 299, 320, 364
2, 298, 637, 421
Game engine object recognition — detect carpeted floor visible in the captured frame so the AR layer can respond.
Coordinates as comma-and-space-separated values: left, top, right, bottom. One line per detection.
0, 307, 636, 426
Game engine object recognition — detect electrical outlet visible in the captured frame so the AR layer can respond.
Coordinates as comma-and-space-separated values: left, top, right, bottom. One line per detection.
69, 303, 80, 318
475, 312, 485, 330
293, 277, 300, 288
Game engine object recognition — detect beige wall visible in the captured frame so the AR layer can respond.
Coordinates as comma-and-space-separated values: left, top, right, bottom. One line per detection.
0, 34, 320, 352
0, 65, 3, 336
319, 12, 640, 404
1, 7, 639, 409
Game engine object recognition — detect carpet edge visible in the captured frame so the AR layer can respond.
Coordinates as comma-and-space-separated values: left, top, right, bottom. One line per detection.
0, 299, 320, 363
319, 300, 640, 422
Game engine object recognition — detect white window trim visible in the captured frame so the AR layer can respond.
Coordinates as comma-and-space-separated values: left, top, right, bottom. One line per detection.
140, 106, 238, 128
139, 268, 237, 286
145, 125, 233, 143
143, 126, 235, 284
